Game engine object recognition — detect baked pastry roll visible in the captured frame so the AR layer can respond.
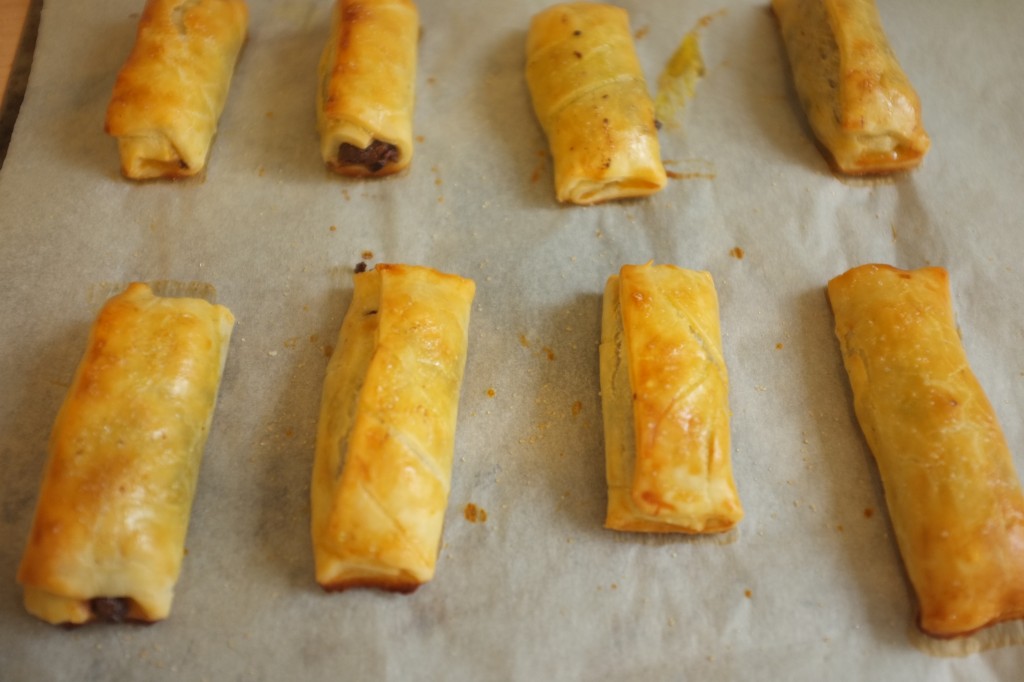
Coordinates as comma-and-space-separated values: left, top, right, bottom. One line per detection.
525, 3, 666, 204
317, 0, 419, 176
312, 264, 474, 591
828, 264, 1024, 637
600, 263, 742, 533
104, 0, 248, 179
772, 0, 930, 174
17, 283, 235, 625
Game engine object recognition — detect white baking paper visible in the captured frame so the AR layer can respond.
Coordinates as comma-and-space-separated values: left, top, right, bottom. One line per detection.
1, 0, 1023, 679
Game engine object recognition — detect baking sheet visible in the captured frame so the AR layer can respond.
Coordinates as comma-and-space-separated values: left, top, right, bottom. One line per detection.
2, 0, 1023, 679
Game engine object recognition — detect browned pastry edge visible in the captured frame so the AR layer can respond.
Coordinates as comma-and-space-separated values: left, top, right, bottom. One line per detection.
318, 577, 422, 594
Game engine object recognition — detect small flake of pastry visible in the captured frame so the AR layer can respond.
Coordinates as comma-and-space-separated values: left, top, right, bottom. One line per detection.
600, 263, 742, 533
17, 283, 235, 625
828, 264, 1024, 637
525, 3, 666, 204
772, 0, 930, 174
104, 0, 248, 179
317, 0, 419, 176
312, 264, 475, 592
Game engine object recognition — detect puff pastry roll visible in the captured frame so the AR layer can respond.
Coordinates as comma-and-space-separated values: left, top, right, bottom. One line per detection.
317, 0, 419, 176
17, 283, 235, 625
600, 263, 742, 533
772, 0, 930, 174
526, 3, 666, 204
828, 264, 1024, 637
312, 264, 474, 592
104, 0, 248, 179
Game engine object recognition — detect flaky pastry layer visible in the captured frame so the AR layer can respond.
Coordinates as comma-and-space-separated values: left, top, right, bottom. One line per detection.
104, 0, 248, 179
772, 0, 930, 174
601, 263, 742, 533
526, 3, 666, 204
312, 264, 474, 591
17, 283, 234, 625
317, 0, 419, 176
828, 264, 1024, 637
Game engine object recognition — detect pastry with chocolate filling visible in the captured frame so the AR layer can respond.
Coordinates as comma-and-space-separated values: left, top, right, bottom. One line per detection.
17, 283, 235, 624
525, 3, 666, 204
772, 0, 930, 174
312, 264, 475, 591
317, 0, 419, 176
828, 264, 1024, 637
104, 0, 248, 179
600, 263, 742, 533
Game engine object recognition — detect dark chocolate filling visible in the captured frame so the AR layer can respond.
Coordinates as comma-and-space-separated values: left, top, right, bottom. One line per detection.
337, 140, 400, 172
90, 597, 131, 623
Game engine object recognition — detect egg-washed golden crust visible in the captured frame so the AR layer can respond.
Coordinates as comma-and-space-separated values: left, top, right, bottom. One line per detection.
601, 263, 742, 533
17, 283, 235, 625
526, 3, 666, 204
104, 0, 248, 179
772, 0, 929, 175
828, 264, 1024, 637
312, 264, 475, 592
317, 0, 419, 177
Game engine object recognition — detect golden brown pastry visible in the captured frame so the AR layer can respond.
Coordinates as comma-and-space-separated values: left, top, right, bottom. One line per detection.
772, 0, 930, 174
317, 0, 419, 176
312, 264, 475, 591
600, 263, 742, 533
104, 0, 248, 179
17, 283, 235, 625
526, 3, 666, 204
828, 264, 1024, 637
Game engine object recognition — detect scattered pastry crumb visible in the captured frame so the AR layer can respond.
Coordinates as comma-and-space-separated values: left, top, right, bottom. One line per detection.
610, 583, 618, 590
283, 337, 299, 349
430, 166, 445, 202
416, 135, 425, 143
268, 350, 278, 357
518, 333, 530, 348
776, 342, 784, 349
634, 25, 649, 40
744, 589, 752, 599
698, 8, 728, 28
571, 400, 582, 416
329, 225, 337, 232
486, 388, 496, 398
463, 503, 487, 523
864, 507, 875, 518
361, 250, 374, 260
309, 334, 319, 343
341, 189, 350, 201
427, 76, 437, 85
543, 347, 556, 361
323, 345, 334, 358
729, 246, 744, 259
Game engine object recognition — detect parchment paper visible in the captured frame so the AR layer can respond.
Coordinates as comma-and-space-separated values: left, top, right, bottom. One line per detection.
2, 1, 1023, 679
